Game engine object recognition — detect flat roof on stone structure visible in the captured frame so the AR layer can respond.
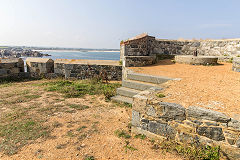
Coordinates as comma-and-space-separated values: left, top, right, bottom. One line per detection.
26, 58, 54, 63
0, 58, 23, 63
56, 59, 120, 66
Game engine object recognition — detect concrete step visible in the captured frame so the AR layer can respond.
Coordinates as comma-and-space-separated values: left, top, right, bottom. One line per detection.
122, 80, 162, 91
117, 87, 140, 98
111, 95, 133, 104
127, 73, 172, 84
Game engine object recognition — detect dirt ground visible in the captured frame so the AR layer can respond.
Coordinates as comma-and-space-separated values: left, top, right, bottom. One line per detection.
0, 80, 181, 160
131, 60, 240, 117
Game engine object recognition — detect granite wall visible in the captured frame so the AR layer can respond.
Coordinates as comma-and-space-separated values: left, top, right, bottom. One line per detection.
0, 58, 25, 79
25, 58, 122, 80
132, 89, 240, 160
120, 34, 240, 67
153, 39, 240, 57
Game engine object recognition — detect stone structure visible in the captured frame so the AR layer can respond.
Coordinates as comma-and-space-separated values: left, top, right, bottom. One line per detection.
121, 33, 240, 68
25, 58, 122, 80
26, 58, 54, 76
233, 57, 240, 72
175, 55, 218, 65
0, 58, 24, 78
132, 89, 240, 160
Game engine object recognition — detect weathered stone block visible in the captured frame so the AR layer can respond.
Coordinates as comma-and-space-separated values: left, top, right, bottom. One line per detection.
196, 127, 225, 141
186, 106, 230, 123
132, 95, 148, 113
228, 119, 240, 131
132, 110, 140, 127
148, 121, 176, 139
176, 132, 199, 144
157, 102, 186, 121
237, 138, 240, 148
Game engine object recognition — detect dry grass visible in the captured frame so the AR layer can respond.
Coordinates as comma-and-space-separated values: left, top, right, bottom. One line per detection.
0, 79, 182, 160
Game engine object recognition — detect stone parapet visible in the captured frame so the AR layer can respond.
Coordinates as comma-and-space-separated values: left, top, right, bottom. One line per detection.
25, 58, 122, 80
132, 89, 240, 160
0, 58, 24, 78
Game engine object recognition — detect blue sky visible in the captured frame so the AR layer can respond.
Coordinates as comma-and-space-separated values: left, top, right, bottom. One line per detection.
0, 0, 240, 49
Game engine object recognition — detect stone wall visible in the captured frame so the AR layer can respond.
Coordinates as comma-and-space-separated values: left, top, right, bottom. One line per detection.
26, 58, 122, 80
120, 34, 240, 68
233, 58, 240, 72
132, 89, 240, 160
153, 39, 240, 57
26, 58, 54, 74
64, 63, 122, 80
0, 58, 24, 79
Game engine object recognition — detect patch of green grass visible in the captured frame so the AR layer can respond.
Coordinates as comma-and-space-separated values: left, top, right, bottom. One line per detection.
113, 102, 132, 108
78, 133, 87, 140
68, 104, 90, 110
158, 140, 220, 160
66, 130, 75, 137
0, 119, 49, 155
76, 126, 87, 132
84, 155, 95, 160
124, 141, 137, 153
2, 93, 41, 105
115, 129, 131, 139
156, 93, 166, 98
41, 79, 120, 99
24, 94, 41, 99
134, 134, 146, 140
37, 104, 65, 116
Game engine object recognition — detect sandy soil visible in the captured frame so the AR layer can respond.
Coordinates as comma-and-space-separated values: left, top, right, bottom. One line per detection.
0, 80, 181, 160
131, 60, 240, 117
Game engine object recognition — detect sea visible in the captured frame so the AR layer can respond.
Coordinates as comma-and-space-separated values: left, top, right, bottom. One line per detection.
40, 50, 120, 61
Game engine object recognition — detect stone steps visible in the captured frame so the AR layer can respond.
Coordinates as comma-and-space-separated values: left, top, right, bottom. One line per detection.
117, 87, 141, 98
122, 80, 162, 91
112, 72, 173, 104
127, 73, 173, 84
111, 95, 133, 104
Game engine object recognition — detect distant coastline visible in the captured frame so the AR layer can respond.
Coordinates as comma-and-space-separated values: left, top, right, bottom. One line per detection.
34, 49, 120, 53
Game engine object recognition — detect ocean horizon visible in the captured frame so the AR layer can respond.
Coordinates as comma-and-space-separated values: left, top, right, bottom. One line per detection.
40, 50, 120, 61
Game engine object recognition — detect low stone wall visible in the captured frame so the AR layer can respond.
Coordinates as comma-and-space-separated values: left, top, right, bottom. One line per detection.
64, 63, 122, 80
132, 89, 240, 160
175, 55, 218, 65
26, 58, 122, 80
0, 58, 24, 79
233, 58, 240, 72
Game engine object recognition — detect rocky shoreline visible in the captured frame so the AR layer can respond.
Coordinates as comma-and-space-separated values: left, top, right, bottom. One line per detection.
0, 47, 51, 58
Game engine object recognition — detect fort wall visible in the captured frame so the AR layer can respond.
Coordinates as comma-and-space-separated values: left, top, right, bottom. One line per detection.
0, 58, 25, 79
121, 33, 240, 67
132, 89, 240, 160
